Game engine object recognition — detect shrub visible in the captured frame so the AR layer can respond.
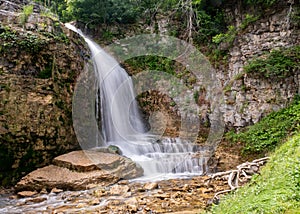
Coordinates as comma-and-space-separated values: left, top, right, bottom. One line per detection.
226, 96, 300, 154
244, 46, 300, 78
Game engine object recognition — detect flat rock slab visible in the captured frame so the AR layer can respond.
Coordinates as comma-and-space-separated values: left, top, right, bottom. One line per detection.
53, 150, 123, 172
15, 150, 143, 191
15, 165, 118, 191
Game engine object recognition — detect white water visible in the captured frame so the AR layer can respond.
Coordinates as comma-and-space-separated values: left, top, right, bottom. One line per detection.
66, 24, 211, 178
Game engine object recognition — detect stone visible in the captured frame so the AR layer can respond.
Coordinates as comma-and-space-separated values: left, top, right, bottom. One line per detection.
90, 198, 100, 205
91, 145, 122, 155
25, 197, 47, 204
118, 180, 129, 185
15, 165, 119, 191
144, 182, 158, 190
51, 188, 63, 194
52, 150, 143, 180
125, 197, 138, 212
53, 150, 120, 172
40, 188, 48, 194
17, 191, 38, 197
109, 185, 130, 195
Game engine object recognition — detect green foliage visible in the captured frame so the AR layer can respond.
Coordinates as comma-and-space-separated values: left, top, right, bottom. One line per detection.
35, 0, 66, 20
240, 14, 259, 30
244, 0, 278, 7
210, 132, 300, 213
212, 25, 236, 45
125, 56, 197, 87
212, 13, 258, 47
38, 62, 52, 79
64, 0, 140, 25
193, 8, 226, 43
125, 56, 177, 75
226, 97, 300, 154
244, 46, 300, 78
19, 5, 34, 26
193, 90, 199, 103
0, 27, 47, 53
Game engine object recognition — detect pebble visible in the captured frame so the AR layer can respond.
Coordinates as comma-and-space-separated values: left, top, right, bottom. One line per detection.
25, 197, 47, 204
144, 182, 158, 190
90, 198, 100, 205
51, 188, 63, 194
109, 185, 130, 195
118, 180, 129, 185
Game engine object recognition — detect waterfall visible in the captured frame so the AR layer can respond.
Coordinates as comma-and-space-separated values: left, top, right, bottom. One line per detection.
66, 24, 211, 180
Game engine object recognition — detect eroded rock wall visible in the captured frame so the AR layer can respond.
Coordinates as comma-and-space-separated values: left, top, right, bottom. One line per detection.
221, 0, 300, 128
0, 0, 88, 185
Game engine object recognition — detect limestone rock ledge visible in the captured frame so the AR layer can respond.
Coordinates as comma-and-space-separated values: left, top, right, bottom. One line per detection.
15, 150, 143, 191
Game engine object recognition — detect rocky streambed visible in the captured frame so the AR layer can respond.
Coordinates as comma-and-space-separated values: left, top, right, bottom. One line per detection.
1, 174, 229, 213
0, 143, 267, 213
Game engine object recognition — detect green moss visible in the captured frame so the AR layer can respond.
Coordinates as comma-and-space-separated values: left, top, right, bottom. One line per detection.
210, 133, 300, 214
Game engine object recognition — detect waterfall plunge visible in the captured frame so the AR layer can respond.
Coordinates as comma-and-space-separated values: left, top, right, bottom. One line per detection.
66, 24, 210, 180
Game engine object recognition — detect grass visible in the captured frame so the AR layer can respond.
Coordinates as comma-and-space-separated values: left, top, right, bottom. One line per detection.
209, 132, 300, 214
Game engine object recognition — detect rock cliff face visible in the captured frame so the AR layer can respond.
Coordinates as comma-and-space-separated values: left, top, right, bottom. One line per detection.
220, 0, 300, 128
142, 1, 299, 132
100, 0, 300, 133
0, 0, 88, 185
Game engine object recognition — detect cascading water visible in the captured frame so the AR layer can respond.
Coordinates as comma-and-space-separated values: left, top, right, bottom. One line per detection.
66, 24, 211, 180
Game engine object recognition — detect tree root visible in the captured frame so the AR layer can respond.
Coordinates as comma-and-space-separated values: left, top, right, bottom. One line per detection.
210, 156, 269, 203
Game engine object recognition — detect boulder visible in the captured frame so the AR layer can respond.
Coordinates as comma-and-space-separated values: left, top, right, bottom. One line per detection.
15, 150, 143, 191
15, 165, 118, 191
53, 150, 143, 179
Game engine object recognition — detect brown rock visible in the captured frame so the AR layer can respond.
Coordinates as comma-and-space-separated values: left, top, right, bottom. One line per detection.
53, 150, 143, 179
53, 150, 122, 172
17, 191, 38, 197
90, 198, 100, 205
15, 165, 119, 191
153, 193, 170, 199
40, 188, 48, 194
51, 188, 63, 194
125, 197, 138, 212
93, 188, 107, 197
15, 150, 144, 191
144, 182, 158, 190
118, 180, 129, 185
25, 197, 47, 203
109, 185, 130, 195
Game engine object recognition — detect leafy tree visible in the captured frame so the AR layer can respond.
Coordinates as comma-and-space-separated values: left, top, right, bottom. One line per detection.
64, 0, 140, 25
